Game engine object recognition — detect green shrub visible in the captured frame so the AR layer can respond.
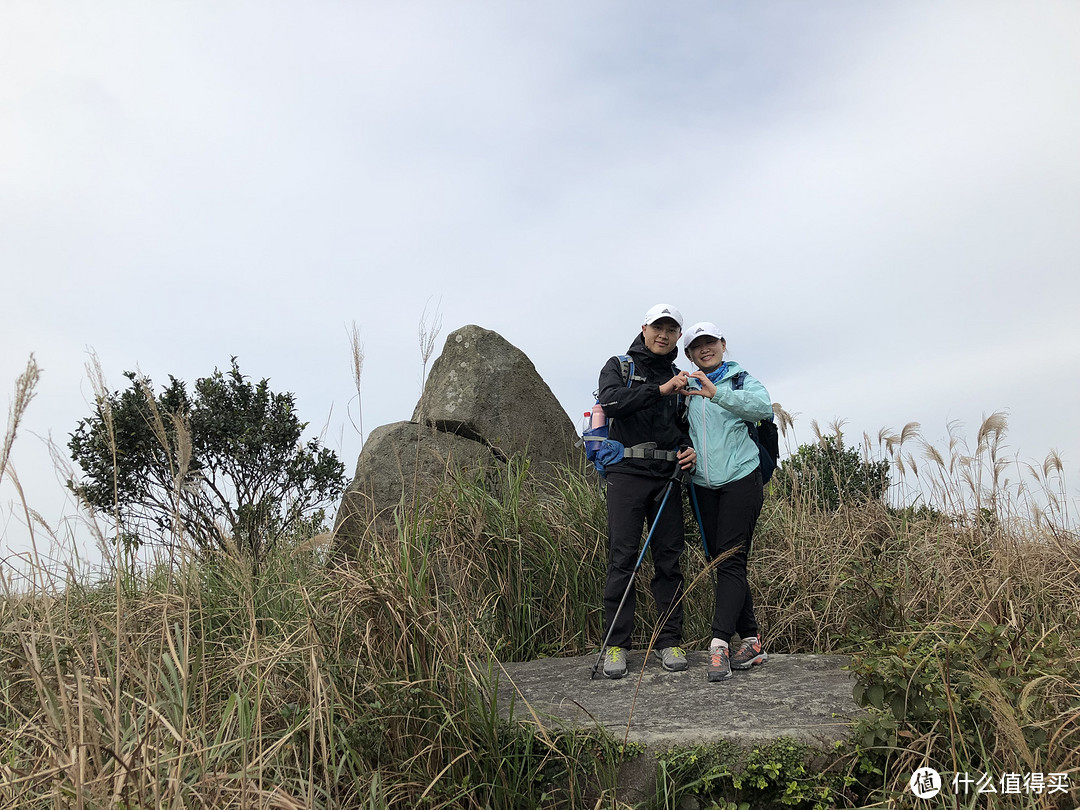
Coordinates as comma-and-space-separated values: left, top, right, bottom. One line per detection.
67, 358, 346, 567
773, 435, 889, 512
656, 738, 854, 810
847, 622, 1080, 805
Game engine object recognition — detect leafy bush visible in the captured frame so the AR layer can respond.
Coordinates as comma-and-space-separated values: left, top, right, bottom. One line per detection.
656, 738, 854, 810
773, 435, 890, 511
68, 358, 346, 565
847, 622, 1080, 806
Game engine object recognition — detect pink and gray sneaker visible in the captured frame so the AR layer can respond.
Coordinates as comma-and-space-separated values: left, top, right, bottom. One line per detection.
731, 637, 768, 670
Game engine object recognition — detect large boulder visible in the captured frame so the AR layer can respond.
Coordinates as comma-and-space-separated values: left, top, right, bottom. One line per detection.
412, 325, 578, 470
333, 420, 498, 555
333, 325, 580, 557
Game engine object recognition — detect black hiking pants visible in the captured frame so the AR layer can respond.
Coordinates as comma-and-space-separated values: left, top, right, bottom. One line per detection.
603, 471, 685, 650
694, 467, 763, 644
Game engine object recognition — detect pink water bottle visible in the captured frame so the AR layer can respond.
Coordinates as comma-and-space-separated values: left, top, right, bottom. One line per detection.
590, 403, 606, 429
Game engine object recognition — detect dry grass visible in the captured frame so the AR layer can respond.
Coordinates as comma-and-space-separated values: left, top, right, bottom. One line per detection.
755, 413, 1078, 648
417, 298, 443, 397
0, 355, 40, 486
347, 321, 365, 444
753, 413, 1080, 807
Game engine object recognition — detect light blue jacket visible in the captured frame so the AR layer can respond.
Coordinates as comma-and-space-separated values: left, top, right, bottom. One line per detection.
687, 361, 773, 489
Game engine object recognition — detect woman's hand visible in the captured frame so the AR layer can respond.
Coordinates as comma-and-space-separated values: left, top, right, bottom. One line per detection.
685, 370, 716, 399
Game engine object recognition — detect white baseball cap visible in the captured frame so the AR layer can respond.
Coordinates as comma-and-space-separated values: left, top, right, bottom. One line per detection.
643, 304, 683, 328
682, 322, 724, 351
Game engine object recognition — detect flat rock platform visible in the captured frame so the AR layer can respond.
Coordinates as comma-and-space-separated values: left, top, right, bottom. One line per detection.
490, 651, 863, 804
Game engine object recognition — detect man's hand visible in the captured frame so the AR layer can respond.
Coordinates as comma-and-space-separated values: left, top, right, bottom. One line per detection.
685, 371, 716, 399
677, 446, 697, 472
660, 371, 691, 396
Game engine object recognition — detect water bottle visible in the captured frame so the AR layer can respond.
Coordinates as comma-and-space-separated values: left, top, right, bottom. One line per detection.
590, 403, 606, 429
581, 411, 592, 436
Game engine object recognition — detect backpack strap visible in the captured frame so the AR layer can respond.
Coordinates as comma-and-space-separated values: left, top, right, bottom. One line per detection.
617, 355, 646, 387
624, 357, 685, 411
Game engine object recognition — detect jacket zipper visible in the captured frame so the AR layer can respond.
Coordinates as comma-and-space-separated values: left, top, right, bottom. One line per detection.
698, 398, 708, 482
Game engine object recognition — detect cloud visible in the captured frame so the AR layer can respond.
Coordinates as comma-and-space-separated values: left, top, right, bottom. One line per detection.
2, 2, 1079, 562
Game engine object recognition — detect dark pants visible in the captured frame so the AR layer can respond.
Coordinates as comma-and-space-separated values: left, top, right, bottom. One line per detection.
603, 471, 685, 650
693, 468, 763, 643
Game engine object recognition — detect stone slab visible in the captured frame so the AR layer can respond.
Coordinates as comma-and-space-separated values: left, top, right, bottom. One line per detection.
492, 652, 860, 749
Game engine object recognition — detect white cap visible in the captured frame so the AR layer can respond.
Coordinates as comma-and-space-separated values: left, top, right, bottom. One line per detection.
643, 303, 683, 328
682, 322, 724, 351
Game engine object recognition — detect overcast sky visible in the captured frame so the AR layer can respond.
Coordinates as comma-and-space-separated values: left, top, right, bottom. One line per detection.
3, 1, 1079, 567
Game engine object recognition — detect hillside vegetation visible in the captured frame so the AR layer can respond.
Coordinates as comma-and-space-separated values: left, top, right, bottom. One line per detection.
2, 360, 1078, 809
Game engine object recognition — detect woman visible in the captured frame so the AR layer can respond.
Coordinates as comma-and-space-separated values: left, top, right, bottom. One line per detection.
682, 322, 774, 682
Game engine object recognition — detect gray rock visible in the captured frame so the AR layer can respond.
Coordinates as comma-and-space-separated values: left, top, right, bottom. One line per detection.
333, 420, 498, 555
488, 651, 864, 805
412, 325, 578, 471
333, 325, 582, 556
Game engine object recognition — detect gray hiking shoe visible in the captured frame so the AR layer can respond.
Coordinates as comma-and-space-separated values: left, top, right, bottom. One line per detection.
656, 646, 688, 672
603, 646, 627, 679
731, 638, 768, 670
708, 645, 732, 682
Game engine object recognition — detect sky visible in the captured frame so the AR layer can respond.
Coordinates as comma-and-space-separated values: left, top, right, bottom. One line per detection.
3, 1, 1079, 569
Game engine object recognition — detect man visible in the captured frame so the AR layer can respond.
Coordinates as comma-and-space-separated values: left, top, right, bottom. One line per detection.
596, 304, 697, 678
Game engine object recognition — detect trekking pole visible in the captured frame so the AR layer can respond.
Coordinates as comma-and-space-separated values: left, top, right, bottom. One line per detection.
590, 466, 685, 680
687, 481, 710, 561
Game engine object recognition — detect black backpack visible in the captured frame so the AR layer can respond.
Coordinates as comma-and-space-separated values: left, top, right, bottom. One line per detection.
731, 371, 778, 484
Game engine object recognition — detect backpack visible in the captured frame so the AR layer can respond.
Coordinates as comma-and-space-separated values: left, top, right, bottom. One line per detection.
582, 355, 635, 468
731, 370, 779, 484
582, 355, 681, 473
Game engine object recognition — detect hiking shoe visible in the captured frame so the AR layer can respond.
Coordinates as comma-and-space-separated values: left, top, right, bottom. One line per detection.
708, 645, 732, 682
656, 646, 688, 672
731, 638, 768, 670
603, 646, 627, 679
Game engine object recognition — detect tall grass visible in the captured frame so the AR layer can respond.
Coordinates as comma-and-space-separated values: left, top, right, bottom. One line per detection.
2, 359, 1079, 808
1, 360, 626, 808
755, 416, 1080, 808
0, 489, 629, 808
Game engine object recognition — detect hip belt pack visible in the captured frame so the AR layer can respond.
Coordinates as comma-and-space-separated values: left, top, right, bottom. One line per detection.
623, 443, 678, 462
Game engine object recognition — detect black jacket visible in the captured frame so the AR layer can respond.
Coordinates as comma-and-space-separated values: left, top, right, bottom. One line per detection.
597, 333, 692, 477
